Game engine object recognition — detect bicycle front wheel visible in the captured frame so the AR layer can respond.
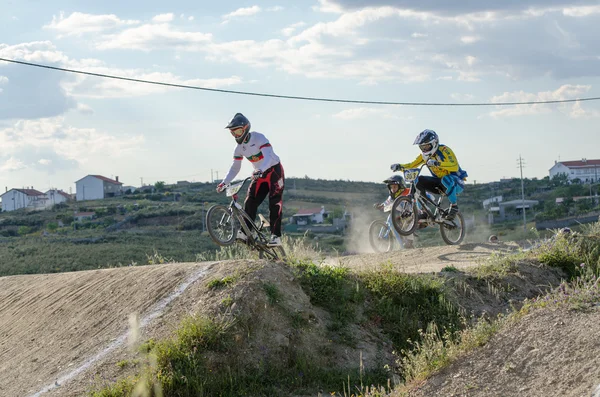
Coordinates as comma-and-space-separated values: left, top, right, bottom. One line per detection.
391, 196, 418, 236
206, 205, 236, 246
368, 220, 393, 253
439, 211, 465, 245
259, 246, 286, 261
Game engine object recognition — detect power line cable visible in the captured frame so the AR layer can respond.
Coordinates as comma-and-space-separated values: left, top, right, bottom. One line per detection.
2, 57, 600, 106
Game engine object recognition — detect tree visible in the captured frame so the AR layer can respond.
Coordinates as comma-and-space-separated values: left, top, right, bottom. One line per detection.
550, 173, 568, 187
154, 181, 166, 191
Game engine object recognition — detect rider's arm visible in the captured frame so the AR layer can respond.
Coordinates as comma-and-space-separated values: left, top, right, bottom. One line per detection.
436, 146, 459, 173
401, 154, 425, 170
222, 149, 243, 185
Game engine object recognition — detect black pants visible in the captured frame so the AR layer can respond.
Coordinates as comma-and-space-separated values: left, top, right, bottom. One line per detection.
416, 176, 453, 202
244, 163, 285, 237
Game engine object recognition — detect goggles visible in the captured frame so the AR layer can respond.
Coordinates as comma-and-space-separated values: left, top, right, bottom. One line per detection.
419, 143, 433, 152
229, 127, 245, 138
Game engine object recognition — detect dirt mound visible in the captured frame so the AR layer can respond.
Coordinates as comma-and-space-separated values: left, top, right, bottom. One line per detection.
406, 306, 600, 397
0, 243, 584, 397
334, 242, 519, 273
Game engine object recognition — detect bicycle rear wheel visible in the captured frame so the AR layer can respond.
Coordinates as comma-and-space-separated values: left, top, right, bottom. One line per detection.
391, 196, 418, 236
439, 211, 465, 245
206, 205, 236, 246
368, 220, 393, 253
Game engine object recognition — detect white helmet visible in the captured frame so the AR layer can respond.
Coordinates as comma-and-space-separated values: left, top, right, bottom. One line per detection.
413, 129, 439, 159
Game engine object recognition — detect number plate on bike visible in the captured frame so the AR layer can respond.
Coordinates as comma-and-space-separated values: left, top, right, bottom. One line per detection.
226, 182, 243, 196
404, 169, 420, 182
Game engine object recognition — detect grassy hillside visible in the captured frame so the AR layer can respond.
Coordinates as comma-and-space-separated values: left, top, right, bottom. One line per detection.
0, 175, 597, 276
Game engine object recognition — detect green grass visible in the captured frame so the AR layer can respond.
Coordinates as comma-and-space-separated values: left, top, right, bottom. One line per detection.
91, 313, 390, 397
0, 229, 217, 276
387, 223, 600, 394
206, 275, 238, 289
360, 267, 462, 353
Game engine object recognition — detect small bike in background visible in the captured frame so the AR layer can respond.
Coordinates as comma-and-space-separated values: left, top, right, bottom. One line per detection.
369, 202, 414, 253
206, 177, 286, 260
391, 166, 465, 245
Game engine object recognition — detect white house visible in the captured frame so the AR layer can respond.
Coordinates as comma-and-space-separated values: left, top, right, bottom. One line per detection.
75, 175, 123, 201
549, 159, 600, 183
74, 211, 96, 222
482, 195, 503, 209
45, 189, 72, 207
0, 188, 48, 212
291, 206, 328, 225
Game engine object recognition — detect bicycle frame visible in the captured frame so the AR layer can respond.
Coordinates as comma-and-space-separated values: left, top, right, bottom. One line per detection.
224, 177, 273, 250
403, 166, 448, 224
381, 204, 409, 247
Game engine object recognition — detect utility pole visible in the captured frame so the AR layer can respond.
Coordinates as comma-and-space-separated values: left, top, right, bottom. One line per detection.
140, 177, 144, 187
518, 155, 527, 232
211, 169, 214, 183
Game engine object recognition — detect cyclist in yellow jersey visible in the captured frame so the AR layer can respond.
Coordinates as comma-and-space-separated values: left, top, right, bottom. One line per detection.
391, 129, 468, 220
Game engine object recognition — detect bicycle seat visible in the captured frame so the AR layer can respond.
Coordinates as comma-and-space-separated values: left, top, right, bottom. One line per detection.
258, 214, 270, 227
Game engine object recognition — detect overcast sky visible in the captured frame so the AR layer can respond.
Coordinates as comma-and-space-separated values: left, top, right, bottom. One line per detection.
1, 0, 600, 193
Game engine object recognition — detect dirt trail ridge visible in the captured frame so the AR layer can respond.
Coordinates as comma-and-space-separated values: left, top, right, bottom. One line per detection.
1, 242, 597, 397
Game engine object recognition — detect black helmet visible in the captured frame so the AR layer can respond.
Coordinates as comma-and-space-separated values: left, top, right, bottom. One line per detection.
383, 175, 405, 187
225, 113, 251, 144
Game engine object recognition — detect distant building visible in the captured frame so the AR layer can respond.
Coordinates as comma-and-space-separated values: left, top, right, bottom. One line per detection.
482, 195, 503, 209
0, 188, 47, 212
549, 159, 600, 183
45, 189, 72, 207
75, 175, 123, 201
291, 206, 328, 225
74, 211, 96, 222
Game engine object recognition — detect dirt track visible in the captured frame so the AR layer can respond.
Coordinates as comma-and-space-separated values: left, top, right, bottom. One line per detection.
0, 243, 518, 396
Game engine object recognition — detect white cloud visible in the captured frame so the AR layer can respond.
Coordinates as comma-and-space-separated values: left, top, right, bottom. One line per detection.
562, 5, 600, 17
188, 16, 195, 21
12, 16, 18, 21
460, 36, 481, 44
450, 93, 475, 101
313, 0, 345, 13
44, 12, 139, 36
0, 76, 8, 84
97, 23, 212, 51
281, 22, 306, 36
489, 85, 599, 119
75, 103, 94, 114
0, 157, 26, 172
332, 107, 407, 120
0, 41, 68, 64
0, 117, 145, 165
152, 13, 174, 23
222, 6, 261, 21
267, 6, 284, 12
65, 66, 243, 98
38, 159, 52, 166
41, 6, 600, 85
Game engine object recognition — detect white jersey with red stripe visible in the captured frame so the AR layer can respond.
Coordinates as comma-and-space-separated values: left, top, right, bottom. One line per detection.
222, 132, 281, 185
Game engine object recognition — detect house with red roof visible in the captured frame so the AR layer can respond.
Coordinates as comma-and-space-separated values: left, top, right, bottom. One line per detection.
549, 159, 600, 183
0, 188, 48, 212
45, 189, 73, 207
75, 175, 123, 201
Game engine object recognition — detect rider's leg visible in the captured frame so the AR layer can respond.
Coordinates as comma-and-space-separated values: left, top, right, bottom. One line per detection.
417, 176, 458, 220
266, 164, 285, 239
243, 178, 270, 234
415, 176, 444, 196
